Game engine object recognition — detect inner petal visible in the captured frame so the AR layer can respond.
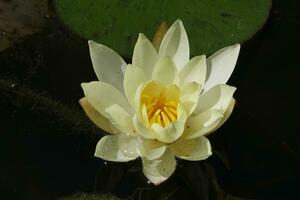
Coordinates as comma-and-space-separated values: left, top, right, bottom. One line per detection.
140, 81, 180, 127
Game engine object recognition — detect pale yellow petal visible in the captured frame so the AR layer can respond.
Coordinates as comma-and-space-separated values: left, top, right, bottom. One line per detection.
210, 98, 236, 133
94, 134, 138, 162
79, 97, 119, 134
180, 55, 206, 86
105, 104, 135, 135
88, 40, 126, 92
184, 109, 223, 139
170, 136, 212, 161
158, 20, 189, 71
204, 44, 240, 91
124, 64, 148, 106
81, 81, 131, 118
151, 104, 187, 143
193, 84, 236, 115
132, 33, 158, 78
142, 149, 176, 185
139, 139, 167, 160
180, 82, 201, 116
133, 115, 156, 139
152, 57, 179, 86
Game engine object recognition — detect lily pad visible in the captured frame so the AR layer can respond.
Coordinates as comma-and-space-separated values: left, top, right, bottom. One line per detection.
54, 0, 271, 58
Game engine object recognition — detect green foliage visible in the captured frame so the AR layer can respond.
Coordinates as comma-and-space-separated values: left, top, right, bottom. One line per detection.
55, 0, 271, 58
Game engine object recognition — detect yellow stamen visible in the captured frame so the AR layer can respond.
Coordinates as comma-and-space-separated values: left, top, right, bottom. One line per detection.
163, 106, 177, 122
140, 81, 180, 127
166, 101, 177, 109
167, 106, 177, 116
150, 109, 161, 124
161, 111, 171, 126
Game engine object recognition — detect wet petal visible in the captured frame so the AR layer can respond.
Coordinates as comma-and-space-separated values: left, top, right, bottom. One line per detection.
142, 149, 176, 185
105, 104, 135, 135
95, 134, 138, 162
139, 139, 167, 160
170, 136, 212, 161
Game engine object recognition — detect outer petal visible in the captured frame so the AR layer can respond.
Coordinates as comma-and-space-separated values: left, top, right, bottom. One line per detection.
105, 104, 135, 135
184, 109, 223, 139
170, 136, 212, 161
193, 84, 236, 115
132, 33, 158, 78
180, 82, 201, 116
158, 20, 189, 71
151, 104, 187, 143
204, 44, 240, 91
139, 139, 167, 160
211, 98, 236, 132
142, 149, 176, 185
152, 57, 179, 85
124, 64, 148, 106
79, 97, 119, 134
180, 55, 206, 86
81, 81, 131, 118
95, 134, 139, 162
88, 40, 126, 93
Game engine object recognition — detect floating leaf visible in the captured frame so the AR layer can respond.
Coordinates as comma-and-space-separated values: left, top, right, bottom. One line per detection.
54, 0, 271, 58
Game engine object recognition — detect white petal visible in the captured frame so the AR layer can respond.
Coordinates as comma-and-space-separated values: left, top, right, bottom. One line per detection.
79, 97, 119, 134
124, 64, 148, 106
81, 81, 131, 118
211, 98, 236, 132
184, 109, 223, 139
152, 57, 179, 85
133, 115, 156, 139
170, 136, 212, 161
94, 134, 138, 162
194, 84, 236, 115
204, 44, 240, 91
105, 104, 135, 135
180, 82, 201, 116
142, 149, 176, 185
158, 20, 189, 71
139, 139, 167, 160
180, 55, 206, 86
132, 33, 158, 78
151, 104, 187, 143
88, 40, 126, 93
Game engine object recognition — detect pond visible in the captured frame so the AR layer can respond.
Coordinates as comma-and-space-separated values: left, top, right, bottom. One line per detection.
0, 0, 299, 199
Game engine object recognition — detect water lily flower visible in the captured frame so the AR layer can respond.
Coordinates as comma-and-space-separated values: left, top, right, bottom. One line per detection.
80, 20, 240, 185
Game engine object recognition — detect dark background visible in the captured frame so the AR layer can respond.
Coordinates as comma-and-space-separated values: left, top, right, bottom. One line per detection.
1, 0, 300, 199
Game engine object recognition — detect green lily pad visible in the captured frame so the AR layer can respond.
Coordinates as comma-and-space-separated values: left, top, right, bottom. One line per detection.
55, 0, 271, 58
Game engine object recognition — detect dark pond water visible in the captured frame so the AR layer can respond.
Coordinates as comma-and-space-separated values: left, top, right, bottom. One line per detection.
0, 0, 300, 199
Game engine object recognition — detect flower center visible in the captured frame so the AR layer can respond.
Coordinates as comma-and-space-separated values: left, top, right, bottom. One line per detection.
140, 81, 180, 127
